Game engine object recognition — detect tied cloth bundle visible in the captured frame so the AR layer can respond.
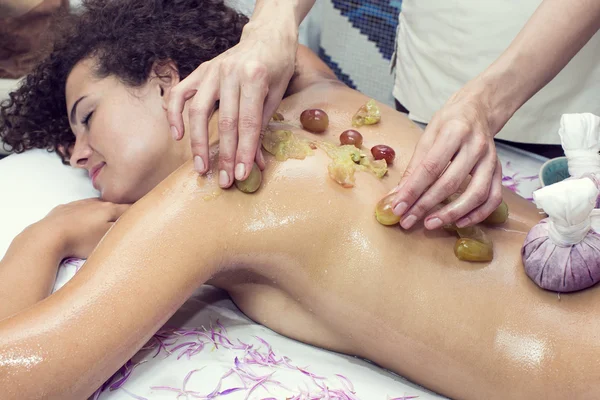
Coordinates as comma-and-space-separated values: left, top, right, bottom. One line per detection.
522, 178, 600, 292
522, 113, 600, 293
558, 113, 600, 206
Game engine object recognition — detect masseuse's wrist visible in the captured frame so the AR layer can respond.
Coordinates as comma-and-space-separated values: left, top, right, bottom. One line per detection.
241, 20, 298, 49
243, 0, 300, 46
471, 56, 533, 136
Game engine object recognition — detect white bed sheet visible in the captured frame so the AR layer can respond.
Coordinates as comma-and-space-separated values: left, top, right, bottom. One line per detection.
0, 149, 444, 400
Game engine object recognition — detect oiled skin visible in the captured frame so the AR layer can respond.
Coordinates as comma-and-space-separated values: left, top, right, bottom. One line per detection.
1, 82, 599, 400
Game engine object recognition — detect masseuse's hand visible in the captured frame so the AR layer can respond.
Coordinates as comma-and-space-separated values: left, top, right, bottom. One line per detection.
37, 198, 130, 259
167, 22, 297, 188
389, 87, 503, 231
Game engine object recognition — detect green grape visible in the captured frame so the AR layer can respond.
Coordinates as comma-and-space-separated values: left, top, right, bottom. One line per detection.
446, 223, 494, 262
262, 129, 314, 161
375, 193, 401, 226
352, 99, 381, 127
234, 163, 262, 193
454, 238, 493, 262
483, 200, 509, 225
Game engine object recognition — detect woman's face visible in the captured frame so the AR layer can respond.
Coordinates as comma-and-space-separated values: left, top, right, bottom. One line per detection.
65, 58, 191, 204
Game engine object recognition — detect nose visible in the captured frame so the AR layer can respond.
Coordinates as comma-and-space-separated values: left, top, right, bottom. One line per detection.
69, 133, 93, 168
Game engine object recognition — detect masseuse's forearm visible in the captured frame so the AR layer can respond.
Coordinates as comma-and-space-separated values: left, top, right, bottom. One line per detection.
0, 225, 63, 321
244, 0, 316, 40
474, 0, 600, 133
0, 162, 224, 400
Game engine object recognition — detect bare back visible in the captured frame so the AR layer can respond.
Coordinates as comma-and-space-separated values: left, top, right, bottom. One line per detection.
203, 82, 600, 399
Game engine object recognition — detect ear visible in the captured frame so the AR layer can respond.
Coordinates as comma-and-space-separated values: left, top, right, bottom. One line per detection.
150, 60, 180, 107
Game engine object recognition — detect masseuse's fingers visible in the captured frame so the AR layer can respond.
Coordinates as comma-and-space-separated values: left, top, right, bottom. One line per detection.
254, 80, 290, 171
168, 64, 219, 174
217, 71, 241, 188
387, 81, 504, 230
390, 118, 440, 197
401, 149, 479, 230
421, 151, 497, 229
167, 66, 203, 141
234, 63, 269, 180
187, 69, 220, 175
391, 120, 460, 221
455, 158, 503, 227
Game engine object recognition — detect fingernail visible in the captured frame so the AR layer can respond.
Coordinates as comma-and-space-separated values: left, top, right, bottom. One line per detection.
393, 202, 408, 216
194, 156, 205, 173
170, 126, 179, 140
425, 217, 442, 230
219, 170, 229, 187
401, 215, 417, 229
235, 163, 246, 180
456, 218, 469, 228
258, 150, 265, 166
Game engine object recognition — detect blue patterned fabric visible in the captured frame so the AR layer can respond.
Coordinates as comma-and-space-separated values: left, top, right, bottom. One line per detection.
318, 48, 357, 89
318, 0, 402, 107
330, 0, 402, 60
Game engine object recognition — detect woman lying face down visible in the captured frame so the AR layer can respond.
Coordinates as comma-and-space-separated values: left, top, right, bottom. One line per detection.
2, 1, 600, 400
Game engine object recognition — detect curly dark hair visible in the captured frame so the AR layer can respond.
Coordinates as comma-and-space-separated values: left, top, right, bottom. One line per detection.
0, 0, 248, 163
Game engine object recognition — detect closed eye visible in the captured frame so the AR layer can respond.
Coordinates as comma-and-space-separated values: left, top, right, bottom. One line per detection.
81, 110, 94, 127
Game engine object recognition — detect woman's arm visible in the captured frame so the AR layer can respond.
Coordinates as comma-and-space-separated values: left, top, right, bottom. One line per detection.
0, 162, 228, 400
250, 0, 316, 28
0, 199, 129, 321
477, 0, 600, 130
388, 0, 600, 232
0, 225, 63, 321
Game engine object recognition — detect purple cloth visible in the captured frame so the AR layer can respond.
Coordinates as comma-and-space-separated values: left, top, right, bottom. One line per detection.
522, 218, 600, 292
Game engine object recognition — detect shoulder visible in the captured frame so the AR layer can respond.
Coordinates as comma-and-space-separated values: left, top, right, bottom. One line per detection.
285, 45, 344, 97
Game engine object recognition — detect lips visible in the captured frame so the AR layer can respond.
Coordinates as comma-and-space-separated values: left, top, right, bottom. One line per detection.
89, 162, 105, 189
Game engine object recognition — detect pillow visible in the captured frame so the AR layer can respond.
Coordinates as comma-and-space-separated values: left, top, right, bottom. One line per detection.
0, 149, 98, 258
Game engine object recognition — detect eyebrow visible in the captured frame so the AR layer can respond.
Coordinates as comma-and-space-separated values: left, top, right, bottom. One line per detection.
69, 96, 87, 125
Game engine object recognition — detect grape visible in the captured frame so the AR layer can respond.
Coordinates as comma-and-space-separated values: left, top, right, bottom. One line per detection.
454, 238, 493, 262
340, 130, 363, 148
272, 112, 284, 122
375, 193, 401, 226
234, 163, 262, 193
371, 145, 396, 165
262, 129, 314, 161
445, 223, 494, 262
483, 200, 509, 225
300, 109, 329, 133
352, 99, 381, 127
